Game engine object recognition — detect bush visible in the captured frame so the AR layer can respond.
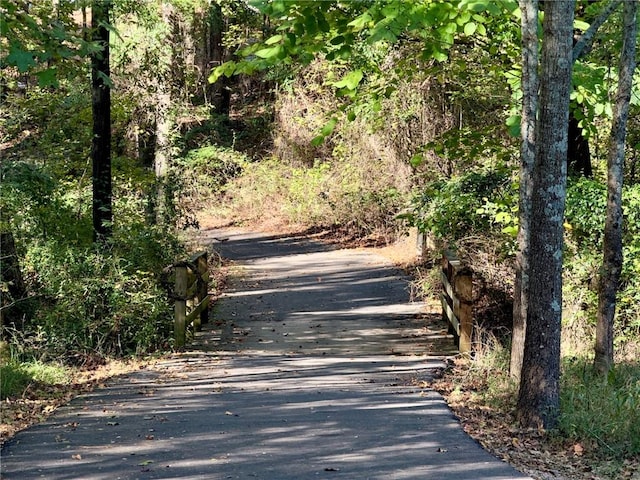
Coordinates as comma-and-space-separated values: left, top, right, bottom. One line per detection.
403, 168, 513, 240
24, 235, 178, 360
174, 144, 248, 212
564, 179, 640, 341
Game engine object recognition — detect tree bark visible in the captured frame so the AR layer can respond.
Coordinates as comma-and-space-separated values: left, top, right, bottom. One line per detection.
91, 0, 112, 244
0, 232, 27, 329
567, 111, 592, 177
511, 0, 539, 382
594, 0, 637, 375
517, 0, 575, 430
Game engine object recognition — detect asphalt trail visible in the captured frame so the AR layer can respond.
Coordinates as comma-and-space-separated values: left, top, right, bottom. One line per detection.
1, 228, 531, 479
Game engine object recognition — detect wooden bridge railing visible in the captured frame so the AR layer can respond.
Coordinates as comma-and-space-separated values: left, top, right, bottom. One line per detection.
440, 250, 473, 354
165, 251, 210, 349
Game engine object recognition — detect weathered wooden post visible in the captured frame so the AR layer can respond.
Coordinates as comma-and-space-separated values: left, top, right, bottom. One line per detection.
196, 252, 209, 327
455, 266, 473, 354
174, 264, 188, 349
440, 250, 473, 354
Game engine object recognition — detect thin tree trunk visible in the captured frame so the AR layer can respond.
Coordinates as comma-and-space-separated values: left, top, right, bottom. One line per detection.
209, 2, 230, 114
594, 0, 637, 375
511, 0, 539, 383
150, 2, 175, 225
91, 0, 112, 244
0, 232, 27, 329
517, 0, 575, 430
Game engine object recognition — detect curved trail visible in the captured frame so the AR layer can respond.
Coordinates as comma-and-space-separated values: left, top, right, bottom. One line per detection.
1, 228, 531, 479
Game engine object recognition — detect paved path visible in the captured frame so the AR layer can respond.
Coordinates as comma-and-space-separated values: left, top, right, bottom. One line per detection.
1, 228, 531, 480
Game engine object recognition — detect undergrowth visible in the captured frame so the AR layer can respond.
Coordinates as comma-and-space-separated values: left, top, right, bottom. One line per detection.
436, 344, 640, 479
0, 359, 69, 400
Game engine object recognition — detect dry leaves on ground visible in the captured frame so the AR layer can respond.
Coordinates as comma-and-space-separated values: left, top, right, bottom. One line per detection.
1, 360, 149, 445
427, 359, 640, 480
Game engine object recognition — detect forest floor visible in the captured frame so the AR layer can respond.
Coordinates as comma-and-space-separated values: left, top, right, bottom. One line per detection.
1, 224, 637, 479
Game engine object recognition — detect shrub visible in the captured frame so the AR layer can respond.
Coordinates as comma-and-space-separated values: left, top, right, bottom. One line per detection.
402, 168, 513, 240
564, 179, 640, 341
24, 237, 177, 360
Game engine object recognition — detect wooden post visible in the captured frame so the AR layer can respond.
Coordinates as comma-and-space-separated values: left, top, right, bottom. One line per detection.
440, 250, 473, 354
197, 252, 209, 326
455, 267, 473, 354
175, 265, 187, 349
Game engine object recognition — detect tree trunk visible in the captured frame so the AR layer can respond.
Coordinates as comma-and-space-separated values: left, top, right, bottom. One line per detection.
594, 0, 637, 375
0, 232, 27, 329
91, 0, 112, 244
517, 0, 575, 430
511, 0, 539, 382
208, 2, 230, 114
567, 111, 592, 177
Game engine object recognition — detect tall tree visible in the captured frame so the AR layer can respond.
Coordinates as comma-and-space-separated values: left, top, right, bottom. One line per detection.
511, 0, 625, 383
510, 0, 539, 383
516, 0, 575, 429
91, 0, 113, 243
595, 0, 638, 375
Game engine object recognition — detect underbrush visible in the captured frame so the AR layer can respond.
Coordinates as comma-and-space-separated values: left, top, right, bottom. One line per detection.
0, 359, 69, 400
219, 156, 407, 239
559, 360, 640, 460
433, 345, 640, 479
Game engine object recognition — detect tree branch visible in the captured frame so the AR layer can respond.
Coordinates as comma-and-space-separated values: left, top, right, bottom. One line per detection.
573, 0, 623, 63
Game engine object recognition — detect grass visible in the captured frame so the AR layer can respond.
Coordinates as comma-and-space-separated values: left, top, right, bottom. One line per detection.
559, 360, 640, 459
434, 344, 640, 479
1, 360, 70, 400
1, 354, 150, 444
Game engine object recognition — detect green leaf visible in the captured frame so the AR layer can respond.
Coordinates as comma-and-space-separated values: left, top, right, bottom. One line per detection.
348, 12, 372, 30
6, 45, 37, 72
463, 22, 477, 36
316, 12, 330, 33
410, 154, 424, 167
574, 19, 590, 32
36, 68, 58, 87
311, 135, 325, 146
506, 114, 521, 137
320, 117, 338, 136
254, 45, 283, 59
333, 70, 364, 90
264, 34, 283, 45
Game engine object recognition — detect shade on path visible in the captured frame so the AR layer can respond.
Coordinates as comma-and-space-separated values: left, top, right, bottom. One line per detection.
1, 228, 531, 480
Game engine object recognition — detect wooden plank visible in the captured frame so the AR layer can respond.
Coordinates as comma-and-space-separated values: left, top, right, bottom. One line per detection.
440, 293, 460, 336
441, 270, 454, 300
455, 270, 473, 354
174, 266, 188, 349
186, 295, 211, 325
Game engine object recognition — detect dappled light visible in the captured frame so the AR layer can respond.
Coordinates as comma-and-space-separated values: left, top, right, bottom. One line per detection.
1, 229, 527, 479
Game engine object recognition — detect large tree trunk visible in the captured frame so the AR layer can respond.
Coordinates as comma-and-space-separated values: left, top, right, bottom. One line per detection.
91, 0, 112, 244
594, 0, 637, 375
517, 0, 575, 430
511, 0, 539, 382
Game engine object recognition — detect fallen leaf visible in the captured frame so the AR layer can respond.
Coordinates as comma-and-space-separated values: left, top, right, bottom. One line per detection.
573, 443, 584, 457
